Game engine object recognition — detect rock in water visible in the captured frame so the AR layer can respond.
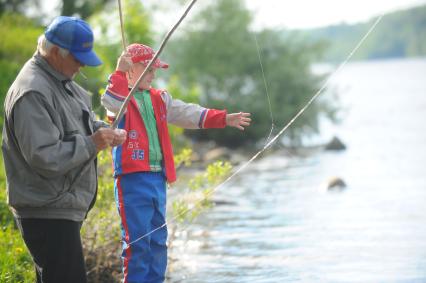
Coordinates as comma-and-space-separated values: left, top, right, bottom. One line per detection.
325, 136, 346, 151
326, 176, 347, 191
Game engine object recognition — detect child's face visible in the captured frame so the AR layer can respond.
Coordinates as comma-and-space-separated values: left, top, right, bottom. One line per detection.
130, 63, 157, 90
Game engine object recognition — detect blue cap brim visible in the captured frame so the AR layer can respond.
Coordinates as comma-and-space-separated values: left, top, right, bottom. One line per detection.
72, 50, 102, 67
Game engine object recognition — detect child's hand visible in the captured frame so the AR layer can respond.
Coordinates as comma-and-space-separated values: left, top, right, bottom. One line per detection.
116, 52, 133, 73
226, 112, 251, 130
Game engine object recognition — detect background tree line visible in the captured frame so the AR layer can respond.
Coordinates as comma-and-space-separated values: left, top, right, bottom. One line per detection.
295, 4, 426, 62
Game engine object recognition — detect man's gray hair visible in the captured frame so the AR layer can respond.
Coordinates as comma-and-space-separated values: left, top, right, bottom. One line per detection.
37, 34, 69, 58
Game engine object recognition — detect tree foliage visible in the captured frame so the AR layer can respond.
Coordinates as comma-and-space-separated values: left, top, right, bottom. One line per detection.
60, 0, 114, 20
0, 13, 43, 125
0, 0, 40, 15
167, 0, 334, 147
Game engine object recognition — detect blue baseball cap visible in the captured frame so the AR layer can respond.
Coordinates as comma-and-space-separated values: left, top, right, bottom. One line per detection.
45, 16, 102, 66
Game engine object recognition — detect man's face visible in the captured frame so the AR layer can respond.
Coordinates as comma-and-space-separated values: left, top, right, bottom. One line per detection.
61, 53, 85, 79
49, 46, 84, 79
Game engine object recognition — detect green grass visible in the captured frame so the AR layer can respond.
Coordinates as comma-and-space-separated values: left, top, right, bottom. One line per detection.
0, 226, 35, 282
0, 155, 35, 282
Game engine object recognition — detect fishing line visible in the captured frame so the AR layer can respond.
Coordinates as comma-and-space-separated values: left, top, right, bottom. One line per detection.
253, 33, 275, 145
123, 13, 385, 249
117, 0, 127, 50
253, 33, 296, 158
78, 70, 88, 80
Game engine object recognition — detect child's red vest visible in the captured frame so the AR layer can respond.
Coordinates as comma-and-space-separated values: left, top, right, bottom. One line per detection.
113, 88, 177, 182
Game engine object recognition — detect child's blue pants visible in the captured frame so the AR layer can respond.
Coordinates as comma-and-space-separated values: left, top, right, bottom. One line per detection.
114, 172, 167, 283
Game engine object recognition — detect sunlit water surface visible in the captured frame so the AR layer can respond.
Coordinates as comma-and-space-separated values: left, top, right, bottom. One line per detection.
167, 58, 426, 283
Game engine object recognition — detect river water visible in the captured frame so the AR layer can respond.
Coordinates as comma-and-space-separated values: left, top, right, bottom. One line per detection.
167, 58, 426, 283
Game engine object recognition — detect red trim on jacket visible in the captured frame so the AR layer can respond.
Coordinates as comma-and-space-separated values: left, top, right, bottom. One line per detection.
203, 109, 227, 128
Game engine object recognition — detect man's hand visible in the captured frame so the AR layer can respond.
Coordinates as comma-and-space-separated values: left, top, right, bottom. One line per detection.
91, 128, 127, 152
111, 129, 127, 147
226, 112, 251, 130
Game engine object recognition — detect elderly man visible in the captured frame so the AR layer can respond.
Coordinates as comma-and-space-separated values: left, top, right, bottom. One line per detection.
2, 16, 126, 283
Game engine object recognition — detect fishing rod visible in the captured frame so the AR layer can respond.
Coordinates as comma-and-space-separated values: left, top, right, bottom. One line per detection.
111, 0, 199, 129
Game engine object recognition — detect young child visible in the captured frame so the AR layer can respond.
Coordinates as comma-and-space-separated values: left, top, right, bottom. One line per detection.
101, 43, 251, 283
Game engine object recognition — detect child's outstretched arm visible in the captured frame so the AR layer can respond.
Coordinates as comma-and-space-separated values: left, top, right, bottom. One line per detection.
162, 92, 251, 130
162, 91, 228, 129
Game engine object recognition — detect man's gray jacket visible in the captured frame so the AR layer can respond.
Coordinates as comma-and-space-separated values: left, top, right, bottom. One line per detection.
2, 53, 105, 221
